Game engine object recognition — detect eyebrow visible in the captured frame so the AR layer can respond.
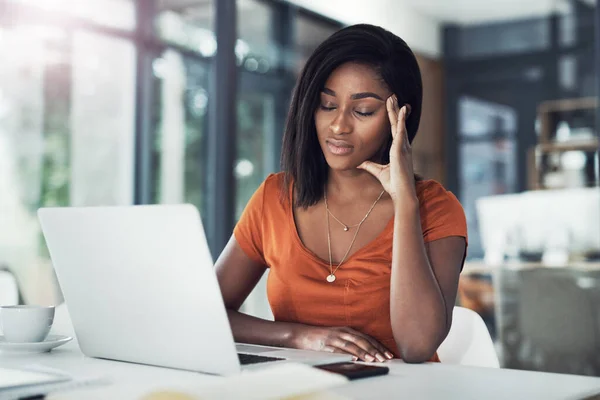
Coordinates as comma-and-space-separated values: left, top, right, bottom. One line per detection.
322, 88, 384, 101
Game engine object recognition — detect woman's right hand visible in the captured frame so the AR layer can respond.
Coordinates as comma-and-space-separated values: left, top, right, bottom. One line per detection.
291, 325, 394, 362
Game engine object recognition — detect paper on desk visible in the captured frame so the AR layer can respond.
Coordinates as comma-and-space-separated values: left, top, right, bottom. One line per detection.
0, 367, 69, 390
140, 363, 349, 400
0, 365, 108, 400
286, 391, 350, 400
139, 390, 349, 400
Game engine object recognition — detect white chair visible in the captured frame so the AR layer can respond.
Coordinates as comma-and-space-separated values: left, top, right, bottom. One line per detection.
437, 306, 500, 368
0, 269, 19, 306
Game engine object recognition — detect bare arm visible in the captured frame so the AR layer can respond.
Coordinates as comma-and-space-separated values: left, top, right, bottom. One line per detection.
215, 234, 302, 348
215, 234, 396, 362
358, 97, 466, 363
389, 201, 466, 362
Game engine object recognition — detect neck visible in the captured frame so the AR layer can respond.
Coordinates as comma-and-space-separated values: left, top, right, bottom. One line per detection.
326, 168, 384, 203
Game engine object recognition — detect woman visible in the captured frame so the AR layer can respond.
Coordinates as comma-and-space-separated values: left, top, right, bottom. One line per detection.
215, 24, 467, 363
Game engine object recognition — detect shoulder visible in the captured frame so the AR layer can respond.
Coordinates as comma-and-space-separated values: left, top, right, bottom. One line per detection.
415, 180, 468, 243
263, 172, 285, 190
260, 172, 288, 199
257, 172, 291, 212
417, 179, 460, 204
416, 179, 465, 219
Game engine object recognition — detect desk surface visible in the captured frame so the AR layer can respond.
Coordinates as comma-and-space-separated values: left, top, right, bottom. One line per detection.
463, 260, 600, 275
1, 341, 599, 400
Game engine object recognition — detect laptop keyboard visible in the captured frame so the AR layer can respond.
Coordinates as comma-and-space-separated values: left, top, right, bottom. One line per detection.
237, 353, 285, 365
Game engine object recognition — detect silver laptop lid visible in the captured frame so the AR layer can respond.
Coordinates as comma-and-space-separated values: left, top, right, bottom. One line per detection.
38, 204, 241, 375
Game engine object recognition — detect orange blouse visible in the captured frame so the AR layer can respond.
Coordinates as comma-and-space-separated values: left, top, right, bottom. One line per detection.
234, 173, 468, 361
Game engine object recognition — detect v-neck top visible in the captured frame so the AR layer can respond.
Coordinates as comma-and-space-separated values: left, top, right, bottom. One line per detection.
234, 172, 468, 361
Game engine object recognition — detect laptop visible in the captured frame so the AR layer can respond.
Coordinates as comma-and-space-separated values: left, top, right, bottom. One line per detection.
37, 204, 351, 375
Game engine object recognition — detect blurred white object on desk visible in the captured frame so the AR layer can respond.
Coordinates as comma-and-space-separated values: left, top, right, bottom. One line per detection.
541, 223, 571, 266
483, 230, 506, 265
477, 187, 600, 262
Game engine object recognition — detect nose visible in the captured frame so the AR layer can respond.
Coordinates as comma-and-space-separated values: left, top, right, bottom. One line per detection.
329, 109, 352, 135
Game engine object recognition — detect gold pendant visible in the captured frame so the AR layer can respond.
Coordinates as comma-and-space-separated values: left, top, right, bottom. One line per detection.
326, 274, 336, 283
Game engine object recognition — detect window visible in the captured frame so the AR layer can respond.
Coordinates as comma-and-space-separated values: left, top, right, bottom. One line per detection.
151, 50, 210, 225
0, 24, 136, 304
71, 31, 136, 206
238, 0, 279, 72
0, 0, 346, 308
457, 19, 549, 59
156, 0, 214, 56
294, 13, 340, 75
458, 97, 517, 259
235, 82, 276, 220
7, 0, 136, 31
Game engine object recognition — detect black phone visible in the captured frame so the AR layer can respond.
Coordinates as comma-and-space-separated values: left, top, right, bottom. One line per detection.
315, 362, 390, 380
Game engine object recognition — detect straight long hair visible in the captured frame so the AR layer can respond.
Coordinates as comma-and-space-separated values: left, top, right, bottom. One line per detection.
281, 24, 423, 208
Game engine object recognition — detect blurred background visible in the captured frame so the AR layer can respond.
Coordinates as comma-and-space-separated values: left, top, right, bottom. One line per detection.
0, 0, 598, 377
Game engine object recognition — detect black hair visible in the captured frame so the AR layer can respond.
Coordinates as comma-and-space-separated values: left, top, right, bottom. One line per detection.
280, 24, 423, 209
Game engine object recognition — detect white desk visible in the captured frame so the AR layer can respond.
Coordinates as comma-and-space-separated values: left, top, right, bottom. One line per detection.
463, 261, 600, 275
1, 340, 600, 400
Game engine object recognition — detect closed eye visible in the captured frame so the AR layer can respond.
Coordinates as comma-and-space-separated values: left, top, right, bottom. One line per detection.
356, 111, 374, 117
319, 105, 336, 111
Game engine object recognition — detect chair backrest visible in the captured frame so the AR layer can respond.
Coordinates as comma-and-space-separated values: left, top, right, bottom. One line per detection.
437, 306, 500, 368
0, 269, 19, 306
518, 269, 598, 355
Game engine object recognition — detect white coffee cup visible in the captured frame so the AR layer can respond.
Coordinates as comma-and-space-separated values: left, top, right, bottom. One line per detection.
0, 305, 55, 343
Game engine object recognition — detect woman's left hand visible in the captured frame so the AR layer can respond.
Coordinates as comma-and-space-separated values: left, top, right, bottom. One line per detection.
357, 95, 416, 203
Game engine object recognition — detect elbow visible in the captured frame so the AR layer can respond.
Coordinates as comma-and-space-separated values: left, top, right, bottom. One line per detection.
395, 333, 444, 363
400, 346, 436, 364
391, 313, 449, 363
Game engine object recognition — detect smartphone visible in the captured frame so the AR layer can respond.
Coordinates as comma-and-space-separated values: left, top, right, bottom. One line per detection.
315, 362, 390, 380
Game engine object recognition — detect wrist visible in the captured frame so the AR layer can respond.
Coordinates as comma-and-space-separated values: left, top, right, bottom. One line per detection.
286, 322, 307, 349
392, 194, 419, 213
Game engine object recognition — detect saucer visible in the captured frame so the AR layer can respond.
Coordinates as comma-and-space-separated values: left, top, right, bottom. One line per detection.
0, 334, 73, 354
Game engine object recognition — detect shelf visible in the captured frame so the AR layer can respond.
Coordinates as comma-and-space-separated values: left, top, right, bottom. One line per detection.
536, 140, 599, 153
535, 181, 600, 190
538, 97, 598, 113
530, 97, 599, 190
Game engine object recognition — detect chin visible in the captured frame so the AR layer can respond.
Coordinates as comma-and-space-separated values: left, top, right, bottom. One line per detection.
325, 157, 360, 172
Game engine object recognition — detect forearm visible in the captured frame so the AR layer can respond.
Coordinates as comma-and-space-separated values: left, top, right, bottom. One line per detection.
227, 309, 304, 348
390, 200, 448, 362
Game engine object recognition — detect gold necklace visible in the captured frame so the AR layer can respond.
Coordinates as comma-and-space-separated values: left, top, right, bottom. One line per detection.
326, 208, 361, 232
324, 189, 386, 283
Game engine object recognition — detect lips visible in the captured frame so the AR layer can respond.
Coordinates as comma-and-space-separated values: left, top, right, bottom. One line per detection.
326, 139, 354, 156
